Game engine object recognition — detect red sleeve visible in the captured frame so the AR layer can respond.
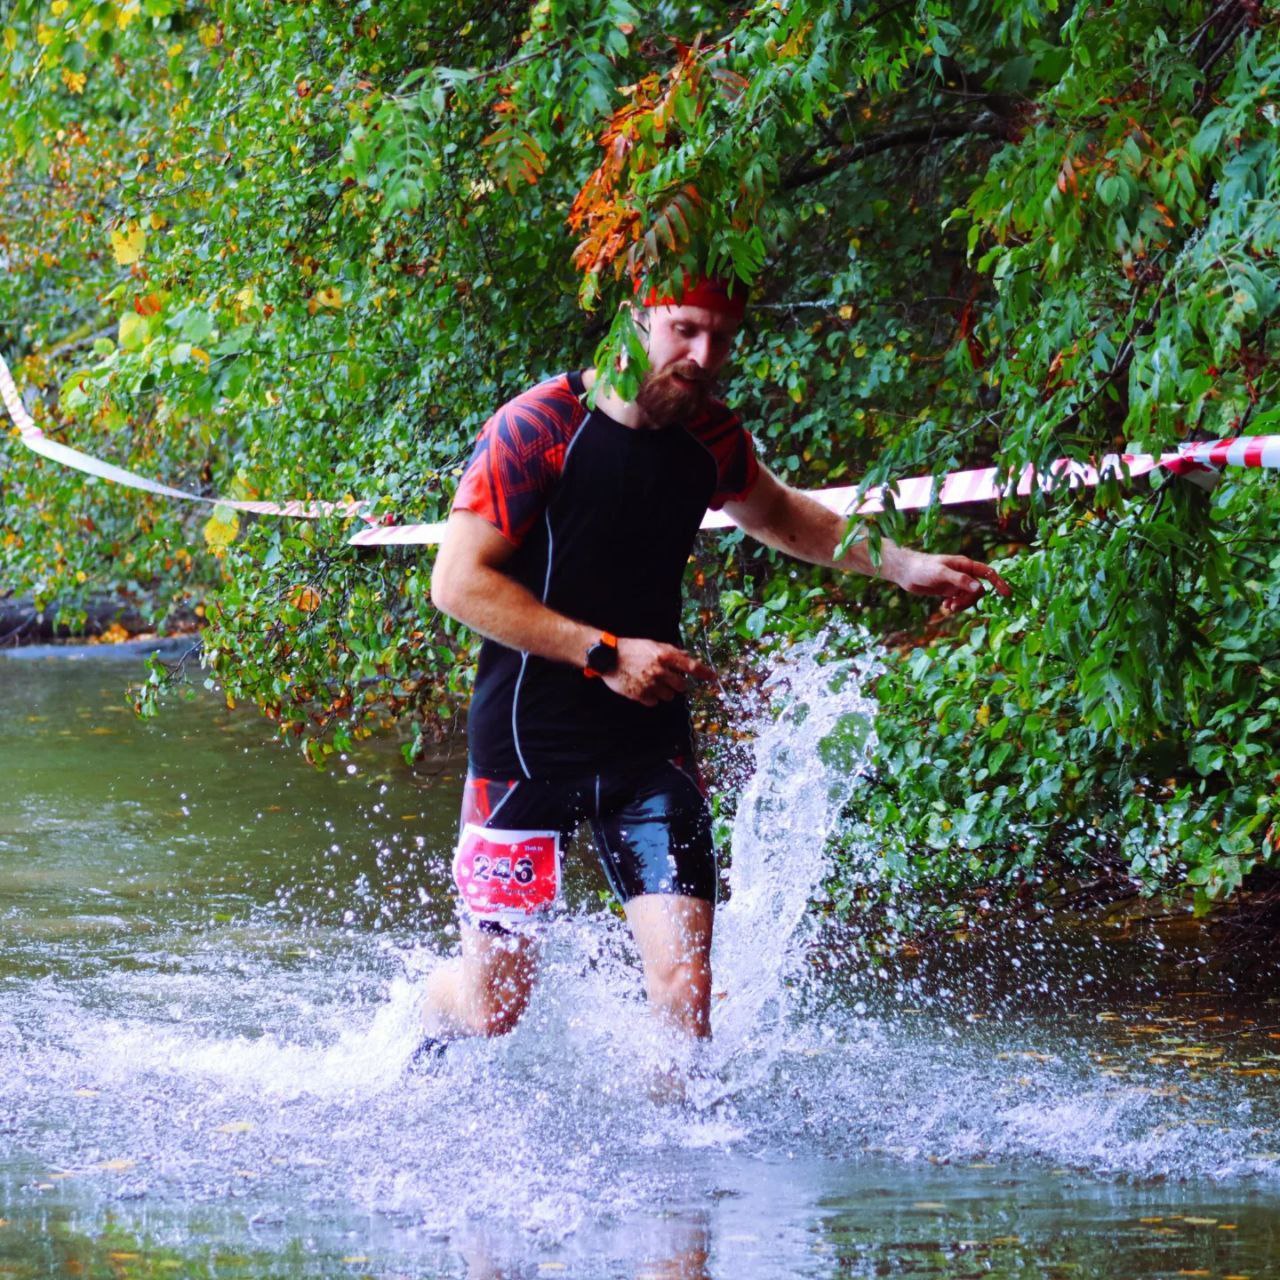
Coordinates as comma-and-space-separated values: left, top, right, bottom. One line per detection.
451, 375, 587, 545
688, 402, 761, 509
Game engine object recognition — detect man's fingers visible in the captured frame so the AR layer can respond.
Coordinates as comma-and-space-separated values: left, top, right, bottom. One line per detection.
657, 668, 689, 695
952, 556, 1012, 597
659, 649, 718, 684
940, 566, 982, 598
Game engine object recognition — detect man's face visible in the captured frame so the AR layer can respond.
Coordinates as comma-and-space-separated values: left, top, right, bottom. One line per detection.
633, 304, 741, 426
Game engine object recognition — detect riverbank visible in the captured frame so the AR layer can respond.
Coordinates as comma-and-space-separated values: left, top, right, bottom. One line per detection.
0, 593, 199, 649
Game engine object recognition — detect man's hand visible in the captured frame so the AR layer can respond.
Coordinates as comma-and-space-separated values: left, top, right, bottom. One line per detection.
602, 638, 717, 708
884, 547, 1012, 613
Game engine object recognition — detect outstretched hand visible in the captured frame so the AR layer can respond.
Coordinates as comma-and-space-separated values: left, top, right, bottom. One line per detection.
888, 548, 1012, 613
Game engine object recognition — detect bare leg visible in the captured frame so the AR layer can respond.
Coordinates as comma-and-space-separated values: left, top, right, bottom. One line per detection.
421, 924, 539, 1039
624, 894, 714, 1040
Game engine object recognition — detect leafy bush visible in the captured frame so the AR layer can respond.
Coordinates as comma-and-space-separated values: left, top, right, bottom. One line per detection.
3, 0, 1278, 907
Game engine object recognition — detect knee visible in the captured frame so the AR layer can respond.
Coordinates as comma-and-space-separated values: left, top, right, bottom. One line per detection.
648, 957, 712, 1013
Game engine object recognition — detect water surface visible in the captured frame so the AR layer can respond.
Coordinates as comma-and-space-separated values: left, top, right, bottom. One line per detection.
1, 648, 1278, 1279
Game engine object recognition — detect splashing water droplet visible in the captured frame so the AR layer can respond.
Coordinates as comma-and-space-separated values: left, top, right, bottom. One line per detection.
709, 633, 883, 1070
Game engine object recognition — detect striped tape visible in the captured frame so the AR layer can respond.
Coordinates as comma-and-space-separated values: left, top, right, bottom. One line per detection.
3, 350, 1276, 548
0, 352, 368, 521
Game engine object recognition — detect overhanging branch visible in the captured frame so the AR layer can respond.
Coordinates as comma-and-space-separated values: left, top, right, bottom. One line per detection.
782, 111, 1008, 191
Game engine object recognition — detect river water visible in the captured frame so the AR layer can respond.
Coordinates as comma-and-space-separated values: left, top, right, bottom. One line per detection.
1, 647, 1278, 1279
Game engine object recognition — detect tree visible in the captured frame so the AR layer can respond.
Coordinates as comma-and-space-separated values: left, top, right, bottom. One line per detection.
2, 0, 1278, 909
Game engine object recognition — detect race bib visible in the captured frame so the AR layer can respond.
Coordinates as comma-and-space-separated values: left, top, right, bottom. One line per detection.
452, 823, 561, 922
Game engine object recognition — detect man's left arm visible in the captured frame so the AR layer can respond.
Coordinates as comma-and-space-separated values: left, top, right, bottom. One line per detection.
721, 465, 1011, 611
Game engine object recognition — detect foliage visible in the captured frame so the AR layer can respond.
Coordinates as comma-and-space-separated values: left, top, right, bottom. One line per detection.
2, 0, 1278, 907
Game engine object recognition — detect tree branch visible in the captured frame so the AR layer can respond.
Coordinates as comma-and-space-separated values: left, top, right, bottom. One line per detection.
782, 111, 1008, 191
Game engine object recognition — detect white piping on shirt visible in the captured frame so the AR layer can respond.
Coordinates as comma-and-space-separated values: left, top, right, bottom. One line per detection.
509, 405, 590, 781
485, 780, 520, 826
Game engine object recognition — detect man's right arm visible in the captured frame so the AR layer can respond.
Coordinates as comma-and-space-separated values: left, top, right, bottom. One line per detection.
430, 510, 715, 708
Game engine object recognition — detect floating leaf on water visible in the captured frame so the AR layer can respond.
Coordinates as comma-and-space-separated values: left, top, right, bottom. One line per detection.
1182, 1217, 1218, 1226
97, 1159, 136, 1172
73, 1088, 100, 1098
912, 1202, 947, 1211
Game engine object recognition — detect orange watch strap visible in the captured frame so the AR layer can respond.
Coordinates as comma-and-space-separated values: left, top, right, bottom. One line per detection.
583, 632, 618, 679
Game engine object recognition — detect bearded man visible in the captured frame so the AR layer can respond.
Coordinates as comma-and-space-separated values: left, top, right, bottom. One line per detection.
419, 276, 1008, 1050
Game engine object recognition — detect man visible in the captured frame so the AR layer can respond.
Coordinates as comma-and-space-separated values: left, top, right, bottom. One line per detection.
420, 275, 1009, 1049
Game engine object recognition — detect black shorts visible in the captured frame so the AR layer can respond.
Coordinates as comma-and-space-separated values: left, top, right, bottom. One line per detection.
453, 755, 716, 933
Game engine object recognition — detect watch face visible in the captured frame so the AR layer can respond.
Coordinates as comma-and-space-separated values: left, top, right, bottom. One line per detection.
586, 639, 618, 674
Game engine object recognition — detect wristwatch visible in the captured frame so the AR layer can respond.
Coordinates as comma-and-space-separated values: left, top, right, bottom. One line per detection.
583, 631, 619, 678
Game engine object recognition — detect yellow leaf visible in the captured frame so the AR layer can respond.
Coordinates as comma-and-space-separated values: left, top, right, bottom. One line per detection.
3, 28, 17, 53
976, 703, 990, 727
51, 0, 68, 14
61, 67, 86, 93
118, 310, 148, 352
837, 304, 853, 320
290, 585, 322, 613
203, 505, 240, 552
36, 23, 55, 45
149, 211, 167, 230
313, 286, 344, 310
110, 223, 146, 266
116, 1, 139, 30
98, 1159, 136, 1172
190, 346, 211, 367
214, 1120, 254, 1134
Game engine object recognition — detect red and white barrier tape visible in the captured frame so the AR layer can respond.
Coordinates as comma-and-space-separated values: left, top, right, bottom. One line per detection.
3, 351, 1277, 547
0, 352, 367, 521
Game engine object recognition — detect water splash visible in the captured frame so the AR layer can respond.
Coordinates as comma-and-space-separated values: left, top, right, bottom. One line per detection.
710, 635, 883, 1057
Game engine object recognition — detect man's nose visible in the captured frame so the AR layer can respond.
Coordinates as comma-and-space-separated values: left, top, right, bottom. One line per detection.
688, 335, 712, 368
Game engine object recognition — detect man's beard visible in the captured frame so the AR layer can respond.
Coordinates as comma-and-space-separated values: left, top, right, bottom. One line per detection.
634, 361, 712, 428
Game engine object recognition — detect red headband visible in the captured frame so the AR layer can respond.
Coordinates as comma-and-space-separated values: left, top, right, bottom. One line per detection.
637, 273, 748, 320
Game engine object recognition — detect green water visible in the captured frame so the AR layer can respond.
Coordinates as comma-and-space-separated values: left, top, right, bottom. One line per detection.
1, 649, 1278, 1280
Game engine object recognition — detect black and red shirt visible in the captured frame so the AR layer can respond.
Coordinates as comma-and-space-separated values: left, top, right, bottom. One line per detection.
451, 370, 759, 779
